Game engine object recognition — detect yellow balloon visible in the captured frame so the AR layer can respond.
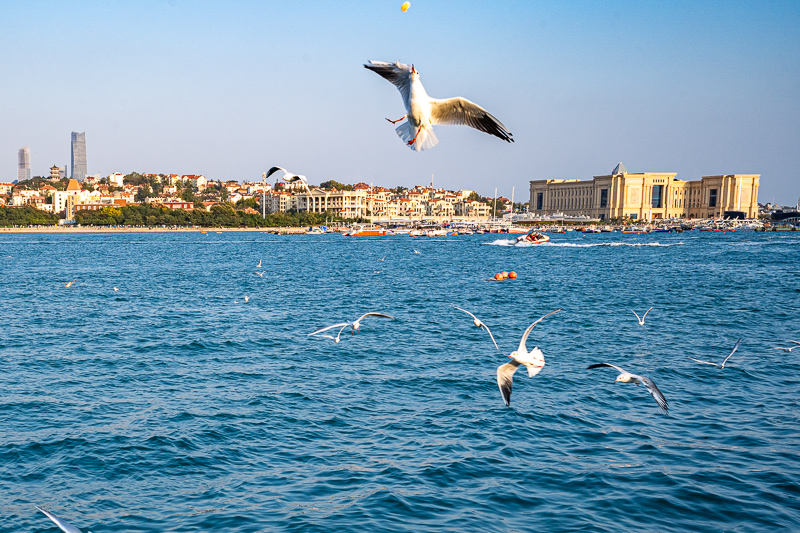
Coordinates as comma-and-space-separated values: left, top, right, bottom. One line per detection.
401, 2, 410, 12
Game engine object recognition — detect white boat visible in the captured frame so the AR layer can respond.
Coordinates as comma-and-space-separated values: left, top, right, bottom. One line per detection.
516, 231, 551, 244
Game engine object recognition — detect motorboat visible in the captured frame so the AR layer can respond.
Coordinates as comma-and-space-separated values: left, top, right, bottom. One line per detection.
516, 231, 551, 244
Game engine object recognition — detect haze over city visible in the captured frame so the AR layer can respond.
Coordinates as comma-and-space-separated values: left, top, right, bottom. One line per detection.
2, 0, 798, 203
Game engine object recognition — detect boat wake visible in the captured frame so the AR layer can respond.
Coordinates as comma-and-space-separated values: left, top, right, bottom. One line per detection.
484, 239, 685, 248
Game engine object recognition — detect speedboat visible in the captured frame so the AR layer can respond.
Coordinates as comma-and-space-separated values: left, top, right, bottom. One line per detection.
516, 231, 550, 244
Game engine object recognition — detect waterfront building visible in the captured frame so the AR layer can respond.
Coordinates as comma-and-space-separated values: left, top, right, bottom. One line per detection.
18, 147, 31, 182
71, 132, 87, 182
528, 163, 760, 220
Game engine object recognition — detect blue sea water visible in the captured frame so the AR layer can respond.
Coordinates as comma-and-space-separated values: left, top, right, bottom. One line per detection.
1, 230, 799, 532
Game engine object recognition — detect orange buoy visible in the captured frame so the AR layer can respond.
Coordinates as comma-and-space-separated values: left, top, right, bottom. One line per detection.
501, 271, 509, 279
494, 273, 503, 281
508, 271, 517, 279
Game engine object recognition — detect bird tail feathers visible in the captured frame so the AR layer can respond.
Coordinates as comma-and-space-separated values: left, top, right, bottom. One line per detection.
395, 123, 439, 152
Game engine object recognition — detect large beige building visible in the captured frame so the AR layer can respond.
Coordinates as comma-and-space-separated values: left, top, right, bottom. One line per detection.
528, 163, 760, 220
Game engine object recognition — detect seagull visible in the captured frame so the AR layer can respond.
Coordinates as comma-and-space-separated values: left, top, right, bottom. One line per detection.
632, 307, 653, 326
309, 312, 395, 337
36, 506, 88, 533
687, 339, 742, 369
497, 308, 562, 407
63, 280, 76, 288
257, 271, 266, 277
244, 296, 250, 303
113, 287, 119, 292
774, 340, 800, 353
378, 256, 386, 262
365, 60, 514, 151
413, 249, 421, 254
308, 323, 349, 343
257, 259, 262, 268
454, 306, 498, 350
265, 166, 312, 194
587, 362, 669, 415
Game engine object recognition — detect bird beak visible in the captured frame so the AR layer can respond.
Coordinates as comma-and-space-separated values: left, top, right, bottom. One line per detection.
411, 64, 416, 74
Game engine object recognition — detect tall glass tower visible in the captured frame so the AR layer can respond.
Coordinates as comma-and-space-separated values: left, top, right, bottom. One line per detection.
17, 146, 31, 182
71, 132, 87, 182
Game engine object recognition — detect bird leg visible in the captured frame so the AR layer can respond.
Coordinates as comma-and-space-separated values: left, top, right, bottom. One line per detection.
407, 125, 422, 146
385, 115, 406, 124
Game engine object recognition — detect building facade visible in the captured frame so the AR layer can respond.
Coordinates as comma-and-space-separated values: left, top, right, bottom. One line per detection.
18, 147, 31, 182
71, 132, 87, 182
528, 163, 760, 220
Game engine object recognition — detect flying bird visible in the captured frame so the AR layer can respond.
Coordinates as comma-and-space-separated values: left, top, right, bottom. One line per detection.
632, 307, 653, 326
257, 271, 266, 277
113, 287, 119, 292
244, 296, 250, 303
63, 280, 76, 288
497, 308, 563, 407
413, 249, 421, 254
454, 306, 499, 350
257, 259, 262, 268
266, 166, 312, 194
687, 339, 742, 369
308, 323, 349, 343
36, 506, 87, 533
364, 60, 513, 151
774, 340, 800, 353
309, 312, 395, 337
587, 362, 669, 415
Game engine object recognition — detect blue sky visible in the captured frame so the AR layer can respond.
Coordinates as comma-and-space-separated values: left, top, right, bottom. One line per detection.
2, 0, 798, 203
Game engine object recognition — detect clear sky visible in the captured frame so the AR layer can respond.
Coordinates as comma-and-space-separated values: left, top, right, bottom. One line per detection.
2, 0, 798, 204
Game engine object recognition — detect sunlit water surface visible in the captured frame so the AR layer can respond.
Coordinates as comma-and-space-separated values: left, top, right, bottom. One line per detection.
1, 230, 799, 532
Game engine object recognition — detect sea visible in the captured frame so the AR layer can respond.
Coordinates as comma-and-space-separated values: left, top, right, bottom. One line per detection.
1, 229, 798, 532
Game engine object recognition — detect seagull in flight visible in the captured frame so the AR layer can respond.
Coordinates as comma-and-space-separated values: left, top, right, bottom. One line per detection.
687, 339, 742, 369
774, 340, 800, 353
378, 256, 386, 262
244, 296, 250, 303
364, 60, 513, 151
309, 312, 395, 337
308, 323, 349, 343
63, 280, 76, 288
587, 362, 669, 415
497, 309, 562, 407
257, 259, 262, 268
632, 307, 653, 326
454, 306, 498, 350
266, 166, 312, 194
113, 287, 119, 292
413, 249, 421, 254
257, 271, 266, 277
36, 506, 88, 533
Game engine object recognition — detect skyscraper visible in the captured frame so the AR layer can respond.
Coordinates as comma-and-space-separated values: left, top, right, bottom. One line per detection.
71, 132, 87, 182
17, 146, 31, 182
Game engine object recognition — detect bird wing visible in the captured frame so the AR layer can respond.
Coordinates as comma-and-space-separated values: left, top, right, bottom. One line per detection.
720, 338, 742, 368
364, 60, 413, 109
518, 308, 563, 353
453, 306, 477, 321
640, 376, 669, 415
36, 507, 84, 533
642, 307, 653, 320
308, 323, 350, 336
429, 97, 514, 143
791, 340, 800, 345
687, 357, 719, 367
356, 312, 395, 322
482, 323, 500, 350
525, 347, 545, 377
497, 360, 521, 407
587, 362, 627, 374
265, 166, 287, 180
631, 310, 642, 322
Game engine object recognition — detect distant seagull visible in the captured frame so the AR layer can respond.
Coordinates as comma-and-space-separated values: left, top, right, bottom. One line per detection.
454, 306, 499, 350
632, 307, 653, 326
413, 249, 421, 254
257, 271, 266, 277
113, 287, 119, 292
63, 280, 76, 288
257, 259, 262, 268
497, 308, 562, 407
244, 296, 250, 303
309, 312, 395, 337
365, 60, 513, 151
266, 166, 312, 194
378, 256, 386, 262
308, 323, 349, 343
774, 340, 800, 353
36, 506, 88, 533
587, 362, 669, 415
687, 339, 742, 369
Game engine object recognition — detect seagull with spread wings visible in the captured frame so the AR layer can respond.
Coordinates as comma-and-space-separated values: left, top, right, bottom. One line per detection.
587, 363, 669, 415
497, 309, 562, 407
265, 166, 312, 195
774, 340, 800, 353
687, 339, 742, 369
454, 306, 498, 350
364, 60, 514, 151
309, 312, 395, 338
632, 307, 653, 326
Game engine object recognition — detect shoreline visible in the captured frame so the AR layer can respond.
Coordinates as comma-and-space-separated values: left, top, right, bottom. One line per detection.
0, 226, 311, 234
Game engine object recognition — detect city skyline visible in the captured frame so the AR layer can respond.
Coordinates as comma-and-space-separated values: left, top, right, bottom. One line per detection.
1, 1, 798, 204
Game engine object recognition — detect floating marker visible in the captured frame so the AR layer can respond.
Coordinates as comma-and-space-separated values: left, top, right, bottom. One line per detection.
401, 2, 410, 12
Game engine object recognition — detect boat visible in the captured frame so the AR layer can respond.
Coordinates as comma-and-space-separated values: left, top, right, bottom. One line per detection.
424, 229, 448, 237
516, 231, 551, 244
345, 225, 387, 237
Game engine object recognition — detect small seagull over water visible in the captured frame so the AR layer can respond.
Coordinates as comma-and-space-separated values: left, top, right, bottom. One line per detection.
632, 307, 653, 326
364, 60, 514, 151
413, 249, 421, 254
36, 506, 89, 533
774, 340, 800, 353
587, 362, 669, 415
113, 287, 119, 292
63, 280, 76, 288
257, 271, 266, 277
497, 309, 562, 407
309, 312, 395, 338
257, 259, 262, 268
265, 166, 312, 194
454, 306, 498, 350
687, 339, 742, 369
308, 323, 349, 344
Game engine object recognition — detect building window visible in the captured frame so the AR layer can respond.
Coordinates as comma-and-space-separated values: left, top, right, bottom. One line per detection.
536, 192, 543, 210
599, 213, 606, 220
600, 189, 608, 208
652, 185, 663, 208
630, 213, 637, 220
709, 188, 718, 207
